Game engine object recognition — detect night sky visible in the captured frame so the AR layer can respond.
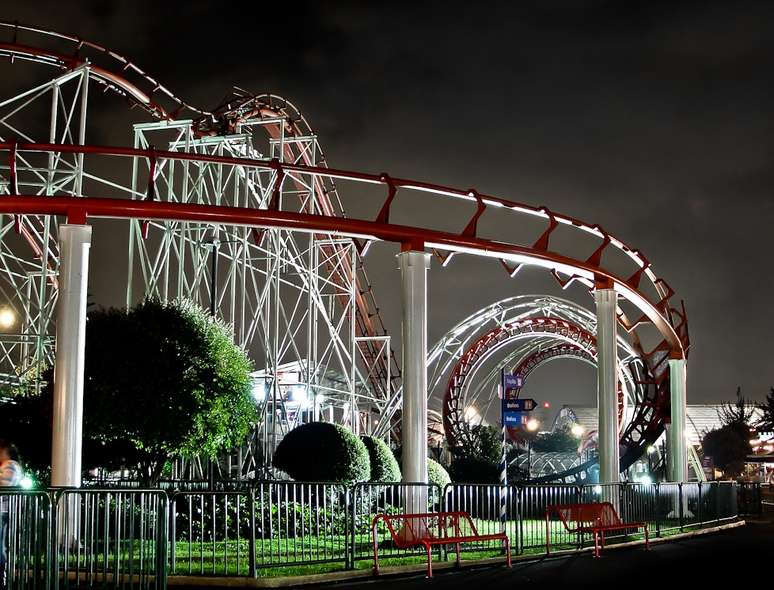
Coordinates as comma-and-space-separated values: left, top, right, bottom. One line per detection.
7, 1, 774, 408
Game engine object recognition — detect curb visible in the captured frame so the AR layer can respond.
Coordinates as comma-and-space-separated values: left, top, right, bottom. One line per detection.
168, 519, 746, 588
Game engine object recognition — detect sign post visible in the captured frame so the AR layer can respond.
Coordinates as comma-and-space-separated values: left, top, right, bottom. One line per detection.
499, 370, 524, 534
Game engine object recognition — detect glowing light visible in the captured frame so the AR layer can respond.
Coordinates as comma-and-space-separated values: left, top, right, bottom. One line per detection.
593, 485, 602, 495
571, 424, 585, 438
0, 308, 15, 329
543, 402, 550, 408
647, 445, 657, 454
526, 418, 539, 432
19, 476, 33, 490
464, 405, 480, 422
637, 475, 653, 486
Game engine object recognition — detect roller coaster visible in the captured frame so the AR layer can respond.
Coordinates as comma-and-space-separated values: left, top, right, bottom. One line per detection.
0, 21, 689, 482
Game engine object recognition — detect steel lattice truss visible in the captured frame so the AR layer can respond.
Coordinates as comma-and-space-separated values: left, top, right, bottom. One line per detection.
376, 295, 658, 482
0, 22, 399, 474
0, 21, 689, 479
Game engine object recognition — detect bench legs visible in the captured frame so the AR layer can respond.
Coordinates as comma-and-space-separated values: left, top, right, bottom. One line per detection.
423, 542, 433, 578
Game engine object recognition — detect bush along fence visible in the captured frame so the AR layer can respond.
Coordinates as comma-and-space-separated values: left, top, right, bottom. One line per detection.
1, 481, 754, 590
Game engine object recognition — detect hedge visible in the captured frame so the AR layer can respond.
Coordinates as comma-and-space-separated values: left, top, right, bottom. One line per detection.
273, 422, 370, 483
361, 436, 401, 482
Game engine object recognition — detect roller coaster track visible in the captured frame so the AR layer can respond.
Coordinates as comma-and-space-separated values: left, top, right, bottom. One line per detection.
0, 21, 399, 402
0, 22, 689, 478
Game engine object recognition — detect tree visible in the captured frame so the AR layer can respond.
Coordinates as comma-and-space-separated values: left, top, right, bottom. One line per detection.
273, 422, 370, 483
719, 387, 757, 428
361, 436, 401, 482
1, 299, 256, 485
531, 427, 579, 453
448, 425, 505, 484
759, 387, 774, 433
701, 423, 750, 478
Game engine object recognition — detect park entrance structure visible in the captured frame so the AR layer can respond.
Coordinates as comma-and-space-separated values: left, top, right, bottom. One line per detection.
0, 21, 689, 488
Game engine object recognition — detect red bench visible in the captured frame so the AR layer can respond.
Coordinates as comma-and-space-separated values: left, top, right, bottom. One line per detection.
372, 511, 511, 577
545, 502, 649, 558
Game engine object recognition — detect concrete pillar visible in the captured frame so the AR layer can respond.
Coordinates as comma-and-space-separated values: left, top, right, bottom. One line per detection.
51, 224, 92, 488
595, 285, 619, 486
667, 358, 688, 483
399, 248, 431, 514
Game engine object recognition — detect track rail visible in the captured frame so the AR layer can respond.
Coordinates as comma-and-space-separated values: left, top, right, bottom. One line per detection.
0, 21, 688, 473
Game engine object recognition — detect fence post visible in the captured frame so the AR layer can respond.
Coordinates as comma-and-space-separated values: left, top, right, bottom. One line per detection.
655, 483, 661, 538
248, 488, 257, 578
678, 483, 684, 532
158, 491, 170, 590
715, 482, 721, 526
347, 484, 355, 570
169, 493, 177, 576
697, 482, 703, 525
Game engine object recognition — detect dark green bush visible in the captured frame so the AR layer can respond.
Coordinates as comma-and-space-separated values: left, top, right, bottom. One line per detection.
361, 436, 401, 482
428, 458, 451, 489
273, 422, 370, 483
448, 455, 500, 484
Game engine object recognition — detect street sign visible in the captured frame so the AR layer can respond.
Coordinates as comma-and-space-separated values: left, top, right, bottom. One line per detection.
503, 373, 523, 399
503, 411, 527, 427
503, 398, 537, 412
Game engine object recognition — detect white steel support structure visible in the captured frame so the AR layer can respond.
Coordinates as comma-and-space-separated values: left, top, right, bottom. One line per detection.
595, 285, 619, 485
667, 358, 688, 482
399, 249, 431, 513
50, 224, 91, 487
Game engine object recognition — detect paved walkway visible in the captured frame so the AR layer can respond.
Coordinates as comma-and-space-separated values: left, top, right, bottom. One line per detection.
330, 517, 772, 588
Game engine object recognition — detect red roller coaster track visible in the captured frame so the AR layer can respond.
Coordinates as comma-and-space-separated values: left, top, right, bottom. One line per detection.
0, 22, 689, 477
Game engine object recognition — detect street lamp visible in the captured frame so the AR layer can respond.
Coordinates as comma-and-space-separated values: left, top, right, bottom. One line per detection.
571, 423, 585, 438
526, 418, 539, 481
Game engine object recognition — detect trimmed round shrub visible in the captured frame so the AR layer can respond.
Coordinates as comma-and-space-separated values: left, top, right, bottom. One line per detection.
273, 422, 369, 483
361, 436, 401, 482
428, 458, 451, 489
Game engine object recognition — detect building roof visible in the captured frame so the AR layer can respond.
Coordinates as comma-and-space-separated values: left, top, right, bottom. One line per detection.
554, 404, 764, 446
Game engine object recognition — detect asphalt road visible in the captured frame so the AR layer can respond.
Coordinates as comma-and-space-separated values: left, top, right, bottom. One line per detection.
328, 517, 772, 589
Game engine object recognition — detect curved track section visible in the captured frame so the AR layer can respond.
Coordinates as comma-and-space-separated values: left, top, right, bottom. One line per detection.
0, 23, 688, 478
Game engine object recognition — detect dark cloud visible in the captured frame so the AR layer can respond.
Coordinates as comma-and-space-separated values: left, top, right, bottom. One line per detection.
5, 0, 774, 405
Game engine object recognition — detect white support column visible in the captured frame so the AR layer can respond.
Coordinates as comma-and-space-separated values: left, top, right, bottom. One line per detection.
399, 248, 431, 514
595, 285, 619, 486
51, 224, 92, 488
667, 358, 688, 483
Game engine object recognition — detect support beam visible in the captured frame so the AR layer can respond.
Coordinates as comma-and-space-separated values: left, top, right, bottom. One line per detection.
595, 285, 619, 485
399, 248, 431, 513
51, 224, 92, 488
667, 358, 688, 483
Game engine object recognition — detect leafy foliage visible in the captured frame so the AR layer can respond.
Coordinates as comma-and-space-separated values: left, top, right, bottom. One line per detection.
361, 436, 401, 482
0, 299, 256, 485
758, 387, 774, 433
427, 458, 451, 489
702, 422, 750, 478
448, 455, 500, 483
448, 425, 504, 484
718, 387, 758, 428
273, 422, 370, 483
531, 427, 579, 453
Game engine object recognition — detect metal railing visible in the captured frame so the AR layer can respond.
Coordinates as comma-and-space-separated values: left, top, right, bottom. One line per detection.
0, 481, 741, 588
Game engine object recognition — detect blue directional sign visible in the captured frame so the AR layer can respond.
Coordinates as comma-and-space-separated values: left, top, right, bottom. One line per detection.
503, 374, 523, 390
503, 411, 527, 427
503, 398, 537, 412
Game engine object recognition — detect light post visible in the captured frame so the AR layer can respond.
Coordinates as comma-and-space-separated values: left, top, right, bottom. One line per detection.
526, 418, 539, 481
